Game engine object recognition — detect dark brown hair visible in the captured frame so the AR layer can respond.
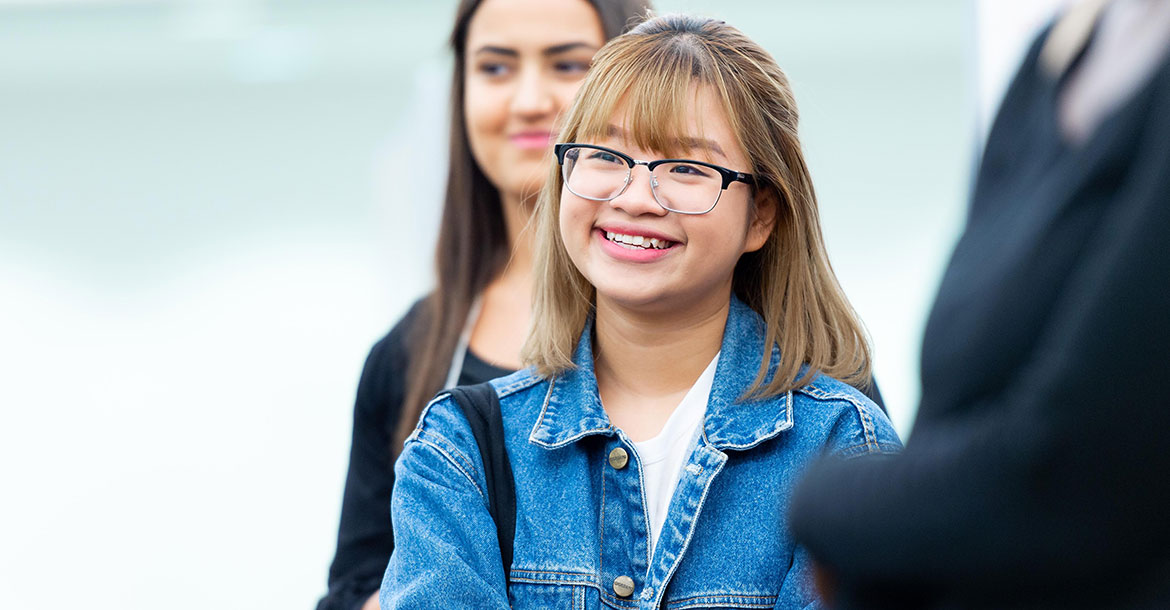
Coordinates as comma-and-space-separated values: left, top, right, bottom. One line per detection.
394, 0, 653, 453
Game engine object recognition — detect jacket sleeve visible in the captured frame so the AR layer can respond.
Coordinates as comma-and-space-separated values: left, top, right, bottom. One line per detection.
774, 544, 823, 610
788, 107, 1170, 600
779, 395, 901, 610
379, 397, 510, 609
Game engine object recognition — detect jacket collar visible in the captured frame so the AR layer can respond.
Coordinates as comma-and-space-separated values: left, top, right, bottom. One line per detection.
528, 296, 793, 451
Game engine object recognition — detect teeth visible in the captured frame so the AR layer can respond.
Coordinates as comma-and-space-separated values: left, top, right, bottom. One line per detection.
604, 231, 670, 249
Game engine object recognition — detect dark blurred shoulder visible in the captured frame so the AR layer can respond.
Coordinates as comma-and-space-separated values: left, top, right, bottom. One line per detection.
355, 295, 432, 425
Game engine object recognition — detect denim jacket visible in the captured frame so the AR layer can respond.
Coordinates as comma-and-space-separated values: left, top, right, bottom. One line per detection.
380, 297, 901, 609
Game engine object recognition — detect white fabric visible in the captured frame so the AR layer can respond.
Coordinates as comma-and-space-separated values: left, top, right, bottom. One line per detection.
443, 296, 484, 389
1058, 0, 1170, 143
632, 352, 719, 555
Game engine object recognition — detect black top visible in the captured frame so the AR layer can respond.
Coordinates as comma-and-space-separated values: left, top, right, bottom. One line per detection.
318, 298, 888, 610
316, 300, 511, 610
790, 26, 1170, 608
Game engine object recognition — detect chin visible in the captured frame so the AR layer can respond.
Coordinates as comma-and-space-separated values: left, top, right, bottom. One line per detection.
500, 176, 546, 205
594, 284, 672, 312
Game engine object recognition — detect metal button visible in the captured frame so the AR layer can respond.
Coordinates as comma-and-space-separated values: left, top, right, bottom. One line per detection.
608, 447, 629, 469
613, 575, 635, 598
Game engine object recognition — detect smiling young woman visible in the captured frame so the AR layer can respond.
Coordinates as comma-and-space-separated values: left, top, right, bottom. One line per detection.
316, 2, 652, 610
380, 14, 900, 609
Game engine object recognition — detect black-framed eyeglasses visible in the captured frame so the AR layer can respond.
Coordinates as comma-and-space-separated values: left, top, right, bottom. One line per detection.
553, 143, 755, 215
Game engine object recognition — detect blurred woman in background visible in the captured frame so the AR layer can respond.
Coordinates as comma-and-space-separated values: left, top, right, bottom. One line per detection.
316, 1, 652, 609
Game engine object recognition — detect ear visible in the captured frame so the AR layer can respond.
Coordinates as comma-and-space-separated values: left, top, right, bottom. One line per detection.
742, 187, 778, 253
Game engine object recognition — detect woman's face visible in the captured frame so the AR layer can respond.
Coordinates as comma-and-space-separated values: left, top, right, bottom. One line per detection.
463, 0, 605, 203
558, 87, 775, 314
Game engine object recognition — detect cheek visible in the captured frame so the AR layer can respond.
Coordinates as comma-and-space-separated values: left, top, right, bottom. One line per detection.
558, 191, 594, 247
696, 203, 755, 261
551, 80, 585, 119
463, 80, 508, 142
557, 190, 579, 236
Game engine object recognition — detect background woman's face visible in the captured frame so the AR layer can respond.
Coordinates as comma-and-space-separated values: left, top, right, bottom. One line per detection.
463, 0, 605, 203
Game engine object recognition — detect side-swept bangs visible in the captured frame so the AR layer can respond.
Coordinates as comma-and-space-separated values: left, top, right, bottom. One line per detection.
562, 27, 749, 164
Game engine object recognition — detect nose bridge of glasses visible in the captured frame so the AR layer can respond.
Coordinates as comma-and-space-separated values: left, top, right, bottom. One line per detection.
614, 159, 678, 216
625, 160, 659, 191
602, 158, 659, 208
630, 160, 657, 185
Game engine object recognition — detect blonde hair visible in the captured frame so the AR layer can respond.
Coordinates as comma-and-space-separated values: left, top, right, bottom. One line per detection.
521, 14, 872, 398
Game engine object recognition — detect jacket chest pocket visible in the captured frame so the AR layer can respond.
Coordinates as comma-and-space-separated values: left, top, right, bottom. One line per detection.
508, 582, 597, 610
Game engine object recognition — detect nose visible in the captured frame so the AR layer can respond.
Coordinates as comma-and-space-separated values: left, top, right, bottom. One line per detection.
510, 64, 555, 119
608, 164, 668, 217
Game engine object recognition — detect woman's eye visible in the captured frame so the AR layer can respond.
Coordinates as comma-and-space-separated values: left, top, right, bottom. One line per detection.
553, 60, 590, 75
476, 62, 512, 77
671, 163, 711, 177
588, 151, 621, 164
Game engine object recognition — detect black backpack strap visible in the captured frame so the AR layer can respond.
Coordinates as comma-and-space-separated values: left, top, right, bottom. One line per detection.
447, 382, 516, 584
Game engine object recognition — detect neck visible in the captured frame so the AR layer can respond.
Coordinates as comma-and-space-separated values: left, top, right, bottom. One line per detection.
464, 190, 536, 370
498, 190, 535, 284
593, 293, 730, 401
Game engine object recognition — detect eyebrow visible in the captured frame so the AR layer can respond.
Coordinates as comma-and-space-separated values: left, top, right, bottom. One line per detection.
472, 41, 599, 57
605, 125, 726, 158
473, 42, 599, 58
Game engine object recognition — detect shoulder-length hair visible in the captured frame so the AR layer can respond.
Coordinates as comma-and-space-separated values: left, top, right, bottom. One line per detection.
395, 0, 654, 453
522, 14, 872, 398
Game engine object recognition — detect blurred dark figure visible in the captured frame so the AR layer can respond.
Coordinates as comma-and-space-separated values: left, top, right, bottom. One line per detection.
790, 0, 1170, 607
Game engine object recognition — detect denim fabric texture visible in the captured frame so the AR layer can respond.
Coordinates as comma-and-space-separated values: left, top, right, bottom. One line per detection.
380, 297, 901, 609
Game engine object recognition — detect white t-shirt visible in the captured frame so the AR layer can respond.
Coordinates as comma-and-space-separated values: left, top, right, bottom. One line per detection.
632, 352, 719, 555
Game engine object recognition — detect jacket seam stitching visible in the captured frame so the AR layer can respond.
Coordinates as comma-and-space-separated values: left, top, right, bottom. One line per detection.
408, 393, 449, 442
669, 597, 776, 604
411, 434, 486, 503
857, 400, 877, 449
510, 568, 595, 577
706, 392, 794, 450
670, 593, 778, 602
528, 377, 557, 445
495, 372, 542, 398
798, 386, 878, 449
597, 590, 640, 608
598, 455, 607, 596
506, 574, 595, 583
651, 447, 728, 607
838, 441, 901, 456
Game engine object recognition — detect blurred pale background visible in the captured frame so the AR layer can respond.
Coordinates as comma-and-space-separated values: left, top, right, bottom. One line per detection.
0, 0, 1063, 608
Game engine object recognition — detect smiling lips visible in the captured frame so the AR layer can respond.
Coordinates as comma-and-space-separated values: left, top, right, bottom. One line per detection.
510, 131, 554, 150
605, 230, 671, 250
595, 227, 678, 263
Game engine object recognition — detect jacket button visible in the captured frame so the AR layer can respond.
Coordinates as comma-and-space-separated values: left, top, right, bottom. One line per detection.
613, 575, 635, 598
608, 447, 629, 470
